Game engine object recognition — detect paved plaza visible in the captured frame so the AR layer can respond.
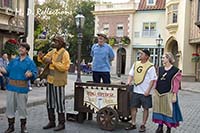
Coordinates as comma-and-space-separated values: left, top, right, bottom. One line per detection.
0, 74, 200, 133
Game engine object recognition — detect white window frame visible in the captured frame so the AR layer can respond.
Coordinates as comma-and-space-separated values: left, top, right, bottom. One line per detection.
136, 48, 164, 66
116, 24, 124, 37
103, 23, 109, 34
147, 0, 156, 6
142, 22, 157, 37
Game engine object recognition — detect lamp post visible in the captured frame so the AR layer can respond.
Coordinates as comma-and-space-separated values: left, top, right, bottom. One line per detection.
156, 34, 163, 67
75, 12, 85, 82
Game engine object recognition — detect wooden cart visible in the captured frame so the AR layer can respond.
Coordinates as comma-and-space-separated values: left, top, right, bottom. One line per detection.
73, 82, 132, 131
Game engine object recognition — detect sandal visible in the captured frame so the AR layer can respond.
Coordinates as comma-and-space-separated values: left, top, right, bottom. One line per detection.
139, 125, 146, 132
125, 124, 137, 130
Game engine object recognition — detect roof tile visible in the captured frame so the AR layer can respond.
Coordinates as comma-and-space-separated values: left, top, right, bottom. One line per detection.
137, 0, 166, 11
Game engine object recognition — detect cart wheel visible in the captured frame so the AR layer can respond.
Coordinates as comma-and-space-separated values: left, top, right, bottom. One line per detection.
97, 107, 119, 131
119, 115, 132, 122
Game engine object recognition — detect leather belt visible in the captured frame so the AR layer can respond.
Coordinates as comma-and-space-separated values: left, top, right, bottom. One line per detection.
9, 79, 28, 88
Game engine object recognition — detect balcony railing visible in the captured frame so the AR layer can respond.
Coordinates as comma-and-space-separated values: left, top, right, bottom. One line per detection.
142, 30, 157, 37
95, 1, 135, 11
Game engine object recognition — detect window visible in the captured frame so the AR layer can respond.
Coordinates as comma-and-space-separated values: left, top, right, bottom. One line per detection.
142, 22, 156, 37
147, 0, 155, 5
116, 24, 124, 37
0, 0, 12, 8
103, 23, 109, 34
136, 48, 164, 66
167, 4, 178, 24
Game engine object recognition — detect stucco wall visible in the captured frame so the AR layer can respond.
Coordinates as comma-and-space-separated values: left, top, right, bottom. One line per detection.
133, 10, 166, 46
166, 0, 195, 80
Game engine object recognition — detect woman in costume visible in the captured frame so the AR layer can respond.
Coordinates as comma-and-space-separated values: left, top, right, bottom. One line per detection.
152, 52, 183, 133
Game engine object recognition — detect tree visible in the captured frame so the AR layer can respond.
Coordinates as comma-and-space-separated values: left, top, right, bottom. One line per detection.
65, 0, 95, 63
34, 0, 95, 63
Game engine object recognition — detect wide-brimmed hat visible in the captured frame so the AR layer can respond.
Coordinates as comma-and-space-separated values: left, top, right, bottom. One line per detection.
52, 36, 66, 46
97, 31, 108, 39
140, 49, 150, 57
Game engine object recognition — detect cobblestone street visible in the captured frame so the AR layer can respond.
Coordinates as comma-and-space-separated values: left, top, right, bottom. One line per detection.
0, 90, 200, 133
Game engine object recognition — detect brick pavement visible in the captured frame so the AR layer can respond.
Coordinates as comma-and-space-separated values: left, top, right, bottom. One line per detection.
0, 74, 200, 113
0, 90, 200, 133
0, 74, 200, 133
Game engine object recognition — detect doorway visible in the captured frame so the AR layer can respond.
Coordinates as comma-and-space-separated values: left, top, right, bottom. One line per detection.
116, 47, 126, 77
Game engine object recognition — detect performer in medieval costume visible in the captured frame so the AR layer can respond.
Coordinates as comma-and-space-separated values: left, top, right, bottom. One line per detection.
152, 52, 183, 133
1, 43, 38, 133
125, 49, 157, 132
38, 36, 70, 131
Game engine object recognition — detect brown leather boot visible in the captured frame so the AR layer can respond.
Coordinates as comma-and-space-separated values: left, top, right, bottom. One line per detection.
54, 113, 65, 131
21, 119, 28, 133
43, 108, 56, 129
4, 118, 15, 133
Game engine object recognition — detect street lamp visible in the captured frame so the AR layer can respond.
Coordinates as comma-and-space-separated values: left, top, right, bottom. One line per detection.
75, 12, 85, 82
156, 34, 163, 67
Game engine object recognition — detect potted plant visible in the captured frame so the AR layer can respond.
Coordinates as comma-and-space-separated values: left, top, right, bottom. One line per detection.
191, 53, 200, 62
121, 36, 130, 45
108, 37, 117, 46
4, 39, 19, 60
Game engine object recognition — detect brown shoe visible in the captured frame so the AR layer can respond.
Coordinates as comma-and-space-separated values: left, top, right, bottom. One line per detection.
139, 125, 146, 132
125, 124, 136, 130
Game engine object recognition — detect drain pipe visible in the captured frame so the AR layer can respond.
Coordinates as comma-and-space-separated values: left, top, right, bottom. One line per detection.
18, 0, 29, 43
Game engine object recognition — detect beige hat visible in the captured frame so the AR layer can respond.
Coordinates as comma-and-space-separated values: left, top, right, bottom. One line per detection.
97, 31, 108, 39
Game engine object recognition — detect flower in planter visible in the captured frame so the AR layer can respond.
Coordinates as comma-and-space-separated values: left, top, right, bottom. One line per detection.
191, 53, 200, 62
121, 36, 130, 45
108, 37, 117, 46
4, 39, 19, 60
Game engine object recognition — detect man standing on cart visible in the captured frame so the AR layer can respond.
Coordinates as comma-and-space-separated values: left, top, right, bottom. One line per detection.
90, 32, 115, 84
125, 49, 157, 132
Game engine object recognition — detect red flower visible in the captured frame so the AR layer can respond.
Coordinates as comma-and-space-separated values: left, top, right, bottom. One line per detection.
192, 53, 199, 56
7, 39, 17, 44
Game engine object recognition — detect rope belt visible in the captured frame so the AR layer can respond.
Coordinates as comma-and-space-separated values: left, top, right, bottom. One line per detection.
9, 79, 28, 88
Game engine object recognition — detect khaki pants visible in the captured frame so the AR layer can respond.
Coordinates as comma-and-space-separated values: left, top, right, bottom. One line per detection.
6, 91, 28, 119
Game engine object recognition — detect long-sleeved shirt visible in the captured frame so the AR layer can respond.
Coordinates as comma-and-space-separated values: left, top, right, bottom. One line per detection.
6, 56, 38, 93
172, 71, 182, 93
42, 48, 70, 84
